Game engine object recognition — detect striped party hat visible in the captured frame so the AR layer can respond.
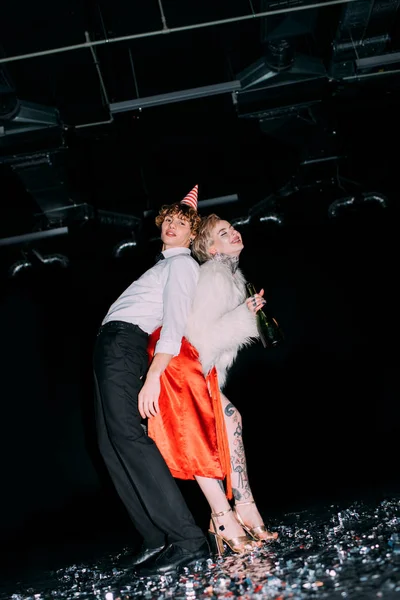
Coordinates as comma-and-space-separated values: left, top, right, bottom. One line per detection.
180, 185, 198, 211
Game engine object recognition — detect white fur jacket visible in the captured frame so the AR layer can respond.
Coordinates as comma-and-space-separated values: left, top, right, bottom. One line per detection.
185, 258, 259, 389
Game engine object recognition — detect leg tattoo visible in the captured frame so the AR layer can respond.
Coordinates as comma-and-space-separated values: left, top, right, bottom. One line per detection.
221, 396, 275, 539
217, 479, 225, 493
224, 401, 252, 501
224, 403, 235, 418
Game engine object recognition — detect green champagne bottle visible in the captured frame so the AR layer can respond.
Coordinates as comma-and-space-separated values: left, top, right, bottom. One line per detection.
245, 282, 284, 349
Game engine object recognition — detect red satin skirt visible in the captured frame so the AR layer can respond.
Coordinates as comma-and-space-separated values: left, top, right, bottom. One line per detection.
147, 327, 232, 499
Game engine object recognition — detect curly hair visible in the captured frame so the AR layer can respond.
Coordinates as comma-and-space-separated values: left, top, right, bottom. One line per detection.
155, 203, 202, 236
191, 213, 221, 263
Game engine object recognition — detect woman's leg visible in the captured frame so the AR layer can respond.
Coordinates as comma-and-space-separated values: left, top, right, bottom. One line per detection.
194, 475, 257, 552
220, 392, 278, 541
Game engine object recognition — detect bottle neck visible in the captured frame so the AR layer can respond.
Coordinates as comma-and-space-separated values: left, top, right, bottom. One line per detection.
245, 282, 256, 297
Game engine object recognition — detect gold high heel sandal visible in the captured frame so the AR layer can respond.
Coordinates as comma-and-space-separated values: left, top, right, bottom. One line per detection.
234, 500, 279, 542
208, 508, 257, 557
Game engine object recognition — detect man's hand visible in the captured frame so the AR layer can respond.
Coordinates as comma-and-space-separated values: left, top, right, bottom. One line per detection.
138, 372, 161, 419
138, 351, 174, 419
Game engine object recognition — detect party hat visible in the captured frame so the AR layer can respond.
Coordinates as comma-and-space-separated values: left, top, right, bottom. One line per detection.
180, 185, 198, 211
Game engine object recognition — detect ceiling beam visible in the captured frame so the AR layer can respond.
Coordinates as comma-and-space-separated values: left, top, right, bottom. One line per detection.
110, 81, 241, 113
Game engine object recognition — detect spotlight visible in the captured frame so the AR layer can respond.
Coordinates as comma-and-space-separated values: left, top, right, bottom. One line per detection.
9, 259, 32, 277
41, 254, 70, 268
31, 249, 69, 268
230, 216, 250, 227
8, 248, 70, 277
259, 214, 284, 226
328, 192, 389, 218
113, 238, 137, 258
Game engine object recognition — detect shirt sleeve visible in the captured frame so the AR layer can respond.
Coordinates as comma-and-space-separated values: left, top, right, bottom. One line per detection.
155, 256, 199, 356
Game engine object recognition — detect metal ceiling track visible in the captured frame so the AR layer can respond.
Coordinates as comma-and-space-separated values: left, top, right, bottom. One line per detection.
0, 0, 358, 65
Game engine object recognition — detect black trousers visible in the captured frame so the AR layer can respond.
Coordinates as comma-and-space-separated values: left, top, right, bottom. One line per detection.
93, 320, 205, 549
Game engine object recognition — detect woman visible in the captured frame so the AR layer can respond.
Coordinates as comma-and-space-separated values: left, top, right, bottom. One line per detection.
145, 213, 278, 556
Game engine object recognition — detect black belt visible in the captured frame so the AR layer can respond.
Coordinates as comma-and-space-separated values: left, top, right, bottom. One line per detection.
98, 320, 148, 339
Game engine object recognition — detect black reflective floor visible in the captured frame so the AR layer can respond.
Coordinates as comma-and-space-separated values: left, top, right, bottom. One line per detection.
2, 488, 400, 600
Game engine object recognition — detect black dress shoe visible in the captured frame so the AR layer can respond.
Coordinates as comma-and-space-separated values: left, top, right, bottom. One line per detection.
135, 540, 210, 577
129, 544, 166, 567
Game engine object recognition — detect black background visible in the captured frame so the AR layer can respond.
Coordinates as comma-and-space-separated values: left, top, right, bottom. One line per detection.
1, 0, 400, 585
1, 199, 398, 581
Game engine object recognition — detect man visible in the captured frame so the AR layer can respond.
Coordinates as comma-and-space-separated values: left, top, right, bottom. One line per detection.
93, 186, 210, 576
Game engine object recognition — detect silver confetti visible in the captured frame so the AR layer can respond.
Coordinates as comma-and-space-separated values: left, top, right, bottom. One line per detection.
2, 496, 400, 599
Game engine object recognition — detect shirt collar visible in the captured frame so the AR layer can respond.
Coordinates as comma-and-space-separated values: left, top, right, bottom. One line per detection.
160, 247, 191, 260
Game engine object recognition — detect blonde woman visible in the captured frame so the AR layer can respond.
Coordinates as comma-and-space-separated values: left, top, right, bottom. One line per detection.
145, 213, 278, 565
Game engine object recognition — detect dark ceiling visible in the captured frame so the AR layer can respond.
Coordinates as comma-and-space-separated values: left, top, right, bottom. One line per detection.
1, 0, 400, 269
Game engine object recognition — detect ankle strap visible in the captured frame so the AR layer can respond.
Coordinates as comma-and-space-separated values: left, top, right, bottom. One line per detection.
211, 508, 232, 518
235, 500, 255, 506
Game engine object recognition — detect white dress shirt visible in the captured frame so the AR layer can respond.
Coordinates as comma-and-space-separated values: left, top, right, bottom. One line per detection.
102, 247, 199, 356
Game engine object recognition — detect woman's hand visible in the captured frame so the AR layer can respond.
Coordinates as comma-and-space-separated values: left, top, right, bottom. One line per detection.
246, 288, 266, 314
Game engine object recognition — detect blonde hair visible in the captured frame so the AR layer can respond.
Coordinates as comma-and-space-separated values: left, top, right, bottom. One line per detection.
155, 202, 201, 236
191, 213, 221, 263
